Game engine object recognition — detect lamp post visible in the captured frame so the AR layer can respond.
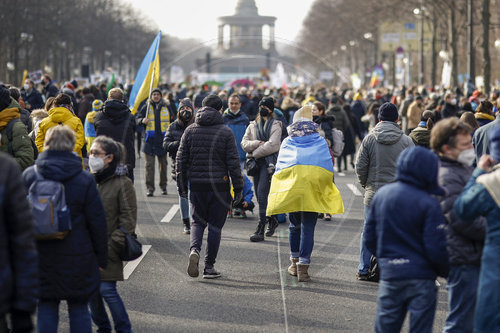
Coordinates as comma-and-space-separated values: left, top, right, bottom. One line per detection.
413, 5, 425, 86
20, 32, 33, 73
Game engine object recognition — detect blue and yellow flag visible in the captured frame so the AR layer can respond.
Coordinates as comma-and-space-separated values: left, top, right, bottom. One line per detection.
266, 132, 344, 215
128, 31, 161, 114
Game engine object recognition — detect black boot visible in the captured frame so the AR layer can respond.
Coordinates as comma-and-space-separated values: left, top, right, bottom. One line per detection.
183, 218, 191, 235
265, 216, 279, 237
250, 223, 265, 242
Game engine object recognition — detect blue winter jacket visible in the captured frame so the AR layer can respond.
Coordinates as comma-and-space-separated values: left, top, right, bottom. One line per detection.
243, 174, 254, 203
364, 146, 449, 281
23, 151, 108, 301
223, 109, 249, 162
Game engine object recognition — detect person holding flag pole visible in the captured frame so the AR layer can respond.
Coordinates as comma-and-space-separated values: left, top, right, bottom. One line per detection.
130, 32, 172, 197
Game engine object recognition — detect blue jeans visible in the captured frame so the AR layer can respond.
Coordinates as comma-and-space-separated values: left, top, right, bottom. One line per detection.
376, 279, 437, 333
289, 212, 318, 264
179, 195, 190, 220
444, 265, 480, 333
358, 204, 373, 274
89, 281, 133, 333
37, 299, 92, 333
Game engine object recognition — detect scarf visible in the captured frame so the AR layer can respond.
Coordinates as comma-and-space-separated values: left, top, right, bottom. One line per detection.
0, 107, 20, 130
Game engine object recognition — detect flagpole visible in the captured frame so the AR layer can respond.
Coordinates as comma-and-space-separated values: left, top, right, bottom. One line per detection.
145, 58, 157, 118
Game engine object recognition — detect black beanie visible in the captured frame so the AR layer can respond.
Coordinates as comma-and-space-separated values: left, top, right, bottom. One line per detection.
202, 94, 223, 111
178, 98, 194, 111
0, 85, 11, 111
258, 97, 274, 110
150, 88, 162, 97
378, 102, 399, 122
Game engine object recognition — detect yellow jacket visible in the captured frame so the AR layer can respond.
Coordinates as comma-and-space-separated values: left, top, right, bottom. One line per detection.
35, 107, 85, 156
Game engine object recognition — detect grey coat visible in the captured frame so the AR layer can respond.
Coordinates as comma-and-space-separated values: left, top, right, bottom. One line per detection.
355, 121, 414, 206
438, 156, 485, 266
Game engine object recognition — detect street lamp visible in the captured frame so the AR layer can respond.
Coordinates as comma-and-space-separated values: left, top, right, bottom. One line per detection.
20, 32, 33, 72
495, 39, 500, 50
413, 4, 426, 85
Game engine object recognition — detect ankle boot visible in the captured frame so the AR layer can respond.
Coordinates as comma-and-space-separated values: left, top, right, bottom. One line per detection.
183, 218, 191, 235
287, 258, 299, 276
250, 223, 265, 242
297, 263, 311, 282
265, 216, 279, 237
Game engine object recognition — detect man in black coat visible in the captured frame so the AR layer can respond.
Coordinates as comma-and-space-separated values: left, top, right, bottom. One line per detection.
94, 88, 136, 181
21, 78, 44, 111
0, 152, 38, 332
41, 74, 59, 100
177, 94, 243, 279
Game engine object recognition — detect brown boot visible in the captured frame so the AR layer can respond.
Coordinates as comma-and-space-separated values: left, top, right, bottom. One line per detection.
287, 258, 299, 276
297, 263, 311, 282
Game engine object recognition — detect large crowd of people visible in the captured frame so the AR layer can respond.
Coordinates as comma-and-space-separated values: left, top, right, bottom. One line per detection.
0, 74, 500, 332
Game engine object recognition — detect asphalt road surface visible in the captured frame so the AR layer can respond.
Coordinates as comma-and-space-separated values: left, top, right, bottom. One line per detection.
56, 158, 448, 332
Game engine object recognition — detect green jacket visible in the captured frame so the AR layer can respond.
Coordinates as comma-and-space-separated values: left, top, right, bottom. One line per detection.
0, 99, 34, 170
97, 174, 137, 281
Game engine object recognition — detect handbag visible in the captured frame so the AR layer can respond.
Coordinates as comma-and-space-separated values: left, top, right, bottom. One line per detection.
118, 226, 143, 261
245, 157, 259, 176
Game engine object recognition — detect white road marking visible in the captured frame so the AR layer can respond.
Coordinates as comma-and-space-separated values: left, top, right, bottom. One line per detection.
276, 233, 289, 333
123, 245, 152, 280
347, 183, 362, 196
160, 204, 179, 223
337, 172, 346, 177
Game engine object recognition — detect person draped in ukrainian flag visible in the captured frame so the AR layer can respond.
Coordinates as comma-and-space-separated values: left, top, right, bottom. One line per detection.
135, 88, 173, 197
266, 105, 344, 282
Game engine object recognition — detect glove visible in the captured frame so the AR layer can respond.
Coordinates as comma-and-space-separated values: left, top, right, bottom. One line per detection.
179, 191, 188, 199
11, 309, 33, 333
232, 191, 243, 207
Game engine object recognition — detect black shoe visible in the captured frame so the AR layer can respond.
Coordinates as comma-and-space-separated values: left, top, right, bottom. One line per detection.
203, 267, 221, 279
161, 189, 168, 195
356, 272, 369, 281
146, 191, 154, 197
250, 223, 265, 242
265, 216, 279, 237
325, 214, 331, 221
183, 218, 190, 235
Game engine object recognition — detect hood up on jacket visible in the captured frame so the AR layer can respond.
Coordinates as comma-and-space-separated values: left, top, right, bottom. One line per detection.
48, 106, 75, 124
35, 150, 83, 182
371, 121, 405, 145
195, 106, 224, 126
102, 100, 131, 124
395, 146, 445, 196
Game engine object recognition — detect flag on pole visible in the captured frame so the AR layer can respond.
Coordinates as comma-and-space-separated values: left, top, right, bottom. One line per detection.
370, 65, 384, 88
128, 31, 161, 114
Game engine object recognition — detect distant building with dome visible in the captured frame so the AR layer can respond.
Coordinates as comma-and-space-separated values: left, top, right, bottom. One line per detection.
195, 0, 293, 78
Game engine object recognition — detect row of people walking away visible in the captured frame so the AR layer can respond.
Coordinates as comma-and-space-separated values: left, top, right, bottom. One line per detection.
0, 124, 137, 332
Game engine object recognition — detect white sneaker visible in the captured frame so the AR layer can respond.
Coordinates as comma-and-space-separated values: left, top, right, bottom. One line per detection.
187, 250, 199, 277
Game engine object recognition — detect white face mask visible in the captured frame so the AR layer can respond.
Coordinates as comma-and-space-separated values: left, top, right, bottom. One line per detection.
24, 84, 30, 90
89, 155, 106, 173
450, 98, 457, 105
457, 148, 476, 166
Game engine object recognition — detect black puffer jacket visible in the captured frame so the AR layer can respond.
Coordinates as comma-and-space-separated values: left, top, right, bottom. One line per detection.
163, 119, 192, 179
0, 153, 37, 316
94, 100, 136, 169
437, 156, 486, 265
176, 106, 243, 194
314, 115, 335, 147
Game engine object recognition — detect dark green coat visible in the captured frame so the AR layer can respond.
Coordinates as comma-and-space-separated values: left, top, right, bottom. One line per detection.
97, 174, 137, 281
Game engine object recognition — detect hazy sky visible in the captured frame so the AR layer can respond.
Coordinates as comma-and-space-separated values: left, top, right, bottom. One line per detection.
124, 0, 313, 45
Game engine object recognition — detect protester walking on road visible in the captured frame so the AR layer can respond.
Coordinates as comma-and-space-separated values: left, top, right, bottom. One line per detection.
267, 106, 344, 281
22, 78, 44, 111
135, 88, 172, 196
94, 88, 136, 181
0, 152, 38, 333
355, 102, 414, 280
163, 98, 194, 234
454, 126, 500, 333
177, 94, 243, 279
364, 146, 449, 333
23, 125, 107, 333
223, 93, 250, 170
35, 93, 85, 157
242, 97, 282, 242
430, 118, 486, 332
0, 85, 34, 170
88, 136, 136, 333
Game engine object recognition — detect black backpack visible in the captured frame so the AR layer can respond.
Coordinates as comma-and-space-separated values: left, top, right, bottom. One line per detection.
6, 118, 38, 160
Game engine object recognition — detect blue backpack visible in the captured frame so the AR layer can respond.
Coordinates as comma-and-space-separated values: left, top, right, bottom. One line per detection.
28, 166, 71, 240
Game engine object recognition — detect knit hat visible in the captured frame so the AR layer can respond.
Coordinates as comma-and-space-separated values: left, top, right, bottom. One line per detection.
472, 90, 482, 99
202, 94, 223, 111
0, 85, 11, 111
178, 98, 193, 111
378, 102, 399, 122
151, 88, 162, 97
92, 99, 103, 111
489, 125, 500, 162
258, 97, 275, 110
353, 93, 362, 101
292, 105, 313, 123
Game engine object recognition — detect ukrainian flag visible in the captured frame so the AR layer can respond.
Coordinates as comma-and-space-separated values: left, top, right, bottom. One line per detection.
128, 31, 161, 114
266, 133, 344, 216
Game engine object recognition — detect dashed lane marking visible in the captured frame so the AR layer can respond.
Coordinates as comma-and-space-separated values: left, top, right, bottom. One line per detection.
347, 183, 362, 196
123, 245, 152, 280
160, 204, 179, 223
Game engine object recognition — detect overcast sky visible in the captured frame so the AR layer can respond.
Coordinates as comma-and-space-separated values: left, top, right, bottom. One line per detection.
124, 0, 313, 45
